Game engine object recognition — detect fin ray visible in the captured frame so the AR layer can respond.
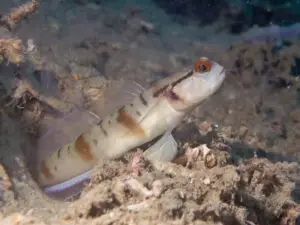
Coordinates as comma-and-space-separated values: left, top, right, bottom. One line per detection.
37, 108, 100, 162
37, 79, 145, 162
87, 79, 146, 118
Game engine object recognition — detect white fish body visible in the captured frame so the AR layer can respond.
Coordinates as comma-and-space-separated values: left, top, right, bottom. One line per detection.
37, 57, 226, 192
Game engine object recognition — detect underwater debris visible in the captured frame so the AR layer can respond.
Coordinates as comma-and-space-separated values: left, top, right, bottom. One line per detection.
0, 163, 12, 191
280, 203, 300, 225
10, 79, 39, 101
236, 158, 300, 225
127, 149, 146, 177
290, 57, 300, 77
26, 39, 36, 53
0, 39, 23, 65
197, 121, 214, 136
122, 177, 163, 199
0, 213, 46, 225
172, 144, 218, 169
139, 20, 155, 33
5, 79, 39, 111
0, 0, 39, 65
0, 161, 15, 205
3, 78, 73, 121
0, 0, 38, 31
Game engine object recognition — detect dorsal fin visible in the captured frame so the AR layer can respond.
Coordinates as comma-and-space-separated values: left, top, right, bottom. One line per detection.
37, 108, 100, 162
37, 79, 145, 162
88, 78, 146, 118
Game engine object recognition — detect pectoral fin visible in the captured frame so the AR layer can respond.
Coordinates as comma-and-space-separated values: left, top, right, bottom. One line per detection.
143, 132, 178, 162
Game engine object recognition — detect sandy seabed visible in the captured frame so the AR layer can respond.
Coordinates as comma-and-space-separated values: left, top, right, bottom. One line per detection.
0, 0, 299, 224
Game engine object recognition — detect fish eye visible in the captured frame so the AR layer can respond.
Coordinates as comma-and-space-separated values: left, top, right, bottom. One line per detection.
194, 57, 211, 73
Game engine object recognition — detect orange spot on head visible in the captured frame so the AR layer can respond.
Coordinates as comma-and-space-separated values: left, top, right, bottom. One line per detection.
75, 135, 94, 161
40, 160, 53, 180
194, 57, 211, 73
117, 106, 145, 136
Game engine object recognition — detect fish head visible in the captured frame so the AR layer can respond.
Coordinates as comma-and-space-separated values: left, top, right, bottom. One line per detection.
167, 57, 226, 111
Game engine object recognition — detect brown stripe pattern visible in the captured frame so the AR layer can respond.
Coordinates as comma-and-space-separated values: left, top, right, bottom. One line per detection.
75, 135, 94, 161
98, 120, 108, 136
40, 160, 53, 180
139, 93, 148, 106
117, 106, 145, 136
170, 70, 193, 87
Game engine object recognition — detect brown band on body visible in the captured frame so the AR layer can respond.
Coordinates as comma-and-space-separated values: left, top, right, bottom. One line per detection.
98, 120, 108, 137
136, 110, 141, 116
57, 148, 62, 159
75, 135, 94, 161
117, 106, 145, 136
40, 160, 54, 180
139, 93, 148, 106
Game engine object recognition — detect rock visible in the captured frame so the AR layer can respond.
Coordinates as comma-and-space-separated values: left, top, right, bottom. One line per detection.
238, 125, 248, 139
0, 162, 15, 204
0, 213, 47, 225
69, 63, 102, 78
0, 163, 11, 190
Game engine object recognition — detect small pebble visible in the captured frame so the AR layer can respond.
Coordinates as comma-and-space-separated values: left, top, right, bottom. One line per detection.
203, 177, 211, 185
